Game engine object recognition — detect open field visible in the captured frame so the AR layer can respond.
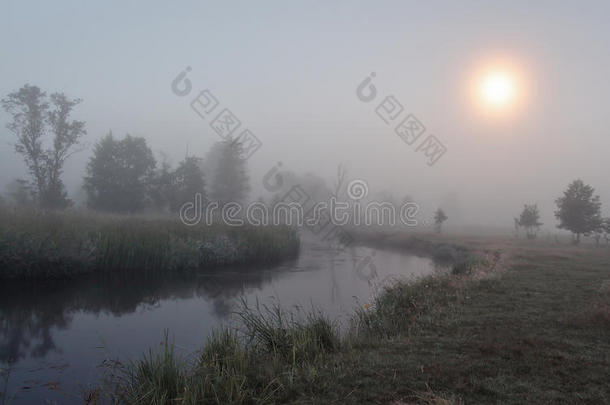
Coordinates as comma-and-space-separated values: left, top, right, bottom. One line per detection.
94, 234, 610, 404
321, 234, 610, 404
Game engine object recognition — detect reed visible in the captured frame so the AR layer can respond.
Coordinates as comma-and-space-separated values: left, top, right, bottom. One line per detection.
0, 207, 299, 280
108, 304, 340, 404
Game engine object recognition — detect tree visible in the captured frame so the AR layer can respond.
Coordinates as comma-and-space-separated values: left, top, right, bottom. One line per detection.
513, 217, 521, 237
332, 163, 348, 200
44, 93, 86, 207
84, 132, 156, 213
148, 153, 175, 211
208, 140, 249, 206
169, 156, 206, 212
602, 218, 610, 246
517, 204, 543, 239
1, 84, 85, 208
555, 179, 603, 245
434, 208, 448, 233
6, 179, 33, 206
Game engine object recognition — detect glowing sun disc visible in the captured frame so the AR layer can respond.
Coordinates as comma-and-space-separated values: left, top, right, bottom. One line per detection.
481, 72, 515, 106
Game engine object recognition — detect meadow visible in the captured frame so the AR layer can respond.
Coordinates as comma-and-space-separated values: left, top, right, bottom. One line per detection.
94, 234, 610, 404
0, 206, 300, 280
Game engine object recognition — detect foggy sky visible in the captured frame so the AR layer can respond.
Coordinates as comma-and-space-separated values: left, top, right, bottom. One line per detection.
2, 0, 610, 229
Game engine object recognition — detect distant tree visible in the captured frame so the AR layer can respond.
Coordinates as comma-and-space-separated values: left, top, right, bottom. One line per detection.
602, 218, 610, 246
44, 93, 87, 208
209, 140, 249, 205
513, 217, 521, 238
593, 230, 603, 246
1, 84, 85, 208
517, 204, 543, 239
148, 153, 175, 211
169, 156, 206, 212
202, 141, 223, 193
434, 208, 448, 233
332, 163, 348, 199
6, 178, 33, 206
84, 132, 156, 213
555, 179, 603, 245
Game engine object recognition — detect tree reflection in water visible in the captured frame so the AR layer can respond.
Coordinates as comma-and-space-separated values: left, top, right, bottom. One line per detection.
0, 263, 287, 363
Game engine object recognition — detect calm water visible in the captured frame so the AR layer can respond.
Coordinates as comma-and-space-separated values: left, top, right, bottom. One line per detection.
0, 241, 442, 404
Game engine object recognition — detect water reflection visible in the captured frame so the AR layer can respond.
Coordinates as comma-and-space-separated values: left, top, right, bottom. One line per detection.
0, 244, 441, 404
0, 263, 290, 363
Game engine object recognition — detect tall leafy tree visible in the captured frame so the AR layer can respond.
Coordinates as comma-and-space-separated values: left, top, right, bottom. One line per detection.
84, 132, 156, 213
1, 84, 85, 208
555, 179, 602, 244
517, 204, 543, 239
208, 140, 249, 206
45, 93, 86, 207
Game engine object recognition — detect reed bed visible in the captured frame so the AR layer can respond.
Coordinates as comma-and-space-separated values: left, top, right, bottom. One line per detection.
0, 207, 299, 280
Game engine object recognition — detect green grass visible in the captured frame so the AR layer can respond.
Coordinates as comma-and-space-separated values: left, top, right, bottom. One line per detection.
103, 237, 610, 404
106, 306, 341, 404
0, 207, 299, 280
314, 242, 610, 404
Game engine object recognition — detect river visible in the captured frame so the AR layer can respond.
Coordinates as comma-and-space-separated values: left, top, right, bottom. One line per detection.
0, 241, 444, 404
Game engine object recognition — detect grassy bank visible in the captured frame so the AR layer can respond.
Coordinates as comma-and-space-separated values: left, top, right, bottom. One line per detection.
351, 230, 473, 265
102, 235, 610, 404
0, 207, 299, 280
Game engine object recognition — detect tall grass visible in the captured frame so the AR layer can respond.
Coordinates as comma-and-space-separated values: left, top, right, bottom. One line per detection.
120, 335, 187, 405
108, 274, 459, 404
0, 207, 299, 280
237, 300, 340, 364
105, 250, 480, 404
110, 304, 340, 404
352, 275, 459, 340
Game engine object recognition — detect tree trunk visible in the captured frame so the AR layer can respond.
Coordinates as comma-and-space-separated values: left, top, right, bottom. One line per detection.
573, 233, 581, 245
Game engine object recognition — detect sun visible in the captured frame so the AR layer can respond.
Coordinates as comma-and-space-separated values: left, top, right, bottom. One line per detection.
469, 59, 526, 117
480, 72, 515, 108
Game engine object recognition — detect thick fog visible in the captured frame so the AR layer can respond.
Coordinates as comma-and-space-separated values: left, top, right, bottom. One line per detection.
2, 0, 610, 230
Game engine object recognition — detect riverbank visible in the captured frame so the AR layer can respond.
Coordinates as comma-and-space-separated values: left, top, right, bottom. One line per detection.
0, 207, 299, 280
97, 233, 610, 404
323, 235, 610, 404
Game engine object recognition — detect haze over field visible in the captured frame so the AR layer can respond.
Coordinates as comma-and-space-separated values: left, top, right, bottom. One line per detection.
2, 0, 610, 228
4, 3, 610, 404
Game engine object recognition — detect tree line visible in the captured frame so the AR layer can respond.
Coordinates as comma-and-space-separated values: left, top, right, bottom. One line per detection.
2, 84, 609, 244
515, 179, 610, 245
2, 84, 249, 213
